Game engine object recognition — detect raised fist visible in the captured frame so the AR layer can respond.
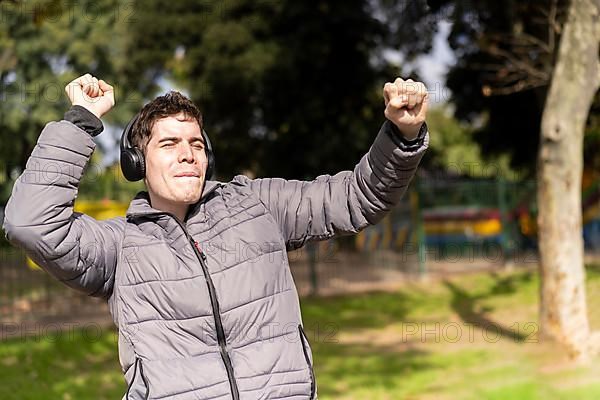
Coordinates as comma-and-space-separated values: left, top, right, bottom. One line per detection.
383, 78, 428, 140
65, 74, 115, 119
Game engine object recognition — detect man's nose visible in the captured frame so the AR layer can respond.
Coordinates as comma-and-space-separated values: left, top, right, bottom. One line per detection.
178, 143, 195, 163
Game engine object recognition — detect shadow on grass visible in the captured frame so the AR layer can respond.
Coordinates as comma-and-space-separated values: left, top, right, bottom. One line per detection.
443, 272, 534, 342
587, 263, 600, 277
488, 271, 533, 296
300, 290, 414, 331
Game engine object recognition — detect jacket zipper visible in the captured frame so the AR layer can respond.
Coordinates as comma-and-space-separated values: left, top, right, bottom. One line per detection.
126, 357, 150, 399
139, 358, 150, 399
298, 325, 316, 399
125, 358, 139, 400
192, 239, 240, 400
127, 210, 240, 400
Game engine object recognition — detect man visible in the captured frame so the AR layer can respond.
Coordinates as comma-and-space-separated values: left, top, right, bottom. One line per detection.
3, 73, 429, 399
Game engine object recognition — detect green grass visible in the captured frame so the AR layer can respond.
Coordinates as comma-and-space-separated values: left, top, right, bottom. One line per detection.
1, 267, 600, 399
0, 327, 124, 399
301, 266, 600, 400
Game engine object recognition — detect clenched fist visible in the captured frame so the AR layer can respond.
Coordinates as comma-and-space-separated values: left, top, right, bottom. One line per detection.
383, 78, 428, 140
65, 74, 115, 119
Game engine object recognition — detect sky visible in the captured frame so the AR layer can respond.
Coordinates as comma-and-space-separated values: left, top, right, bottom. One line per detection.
416, 20, 454, 104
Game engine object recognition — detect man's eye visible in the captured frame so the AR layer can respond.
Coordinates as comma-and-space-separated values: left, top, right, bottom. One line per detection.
161, 143, 175, 148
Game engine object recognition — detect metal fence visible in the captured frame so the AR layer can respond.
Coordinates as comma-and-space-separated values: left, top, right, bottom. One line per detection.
1, 177, 599, 327
0, 247, 107, 325
291, 178, 543, 296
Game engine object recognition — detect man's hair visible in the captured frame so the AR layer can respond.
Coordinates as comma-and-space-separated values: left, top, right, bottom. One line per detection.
131, 91, 203, 154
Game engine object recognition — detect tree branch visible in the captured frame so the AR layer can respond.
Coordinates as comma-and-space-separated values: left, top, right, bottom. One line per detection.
482, 78, 548, 96
484, 45, 549, 81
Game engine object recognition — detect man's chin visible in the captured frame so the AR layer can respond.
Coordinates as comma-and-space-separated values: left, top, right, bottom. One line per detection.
173, 183, 203, 201
176, 195, 200, 205
180, 191, 203, 205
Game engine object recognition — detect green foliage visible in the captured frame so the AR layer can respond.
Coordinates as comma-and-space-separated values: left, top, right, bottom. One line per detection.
8, 0, 594, 200
2, 0, 446, 195
0, 0, 143, 197
124, 0, 409, 179
400, 0, 599, 173
422, 106, 519, 179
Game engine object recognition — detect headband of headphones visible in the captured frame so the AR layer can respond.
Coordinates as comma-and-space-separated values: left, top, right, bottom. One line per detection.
119, 113, 215, 182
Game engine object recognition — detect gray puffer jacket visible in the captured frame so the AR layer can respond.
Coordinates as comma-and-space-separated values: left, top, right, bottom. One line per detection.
3, 118, 428, 399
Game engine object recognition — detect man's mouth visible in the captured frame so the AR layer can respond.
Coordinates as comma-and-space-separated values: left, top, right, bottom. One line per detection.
174, 172, 201, 178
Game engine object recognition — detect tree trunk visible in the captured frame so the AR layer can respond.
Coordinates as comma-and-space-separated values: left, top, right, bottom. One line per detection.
537, 0, 600, 361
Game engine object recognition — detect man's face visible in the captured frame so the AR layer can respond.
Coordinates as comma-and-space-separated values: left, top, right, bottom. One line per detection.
144, 113, 208, 209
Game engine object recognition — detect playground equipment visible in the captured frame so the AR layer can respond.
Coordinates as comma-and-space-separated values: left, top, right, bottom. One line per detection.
356, 173, 600, 262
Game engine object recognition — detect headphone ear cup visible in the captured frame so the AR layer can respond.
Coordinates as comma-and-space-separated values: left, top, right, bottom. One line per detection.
121, 148, 146, 182
136, 148, 146, 180
120, 114, 145, 182
205, 149, 215, 180
202, 129, 216, 180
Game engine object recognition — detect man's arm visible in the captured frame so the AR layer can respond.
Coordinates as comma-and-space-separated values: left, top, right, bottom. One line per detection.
235, 77, 429, 250
2, 74, 123, 299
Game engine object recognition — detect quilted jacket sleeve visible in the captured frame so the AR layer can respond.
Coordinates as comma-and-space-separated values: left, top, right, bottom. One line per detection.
2, 120, 125, 299
234, 120, 429, 250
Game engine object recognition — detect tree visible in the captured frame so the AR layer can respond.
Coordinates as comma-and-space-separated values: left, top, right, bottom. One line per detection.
123, 0, 421, 179
536, 0, 600, 361
0, 0, 143, 203
407, 0, 600, 360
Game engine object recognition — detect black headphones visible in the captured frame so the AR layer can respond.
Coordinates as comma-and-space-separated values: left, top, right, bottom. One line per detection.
120, 114, 216, 182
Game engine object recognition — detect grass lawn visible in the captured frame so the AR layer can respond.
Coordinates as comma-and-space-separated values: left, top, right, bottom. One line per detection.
1, 266, 599, 399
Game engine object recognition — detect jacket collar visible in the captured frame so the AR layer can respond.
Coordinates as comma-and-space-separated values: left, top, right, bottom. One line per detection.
126, 180, 221, 219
